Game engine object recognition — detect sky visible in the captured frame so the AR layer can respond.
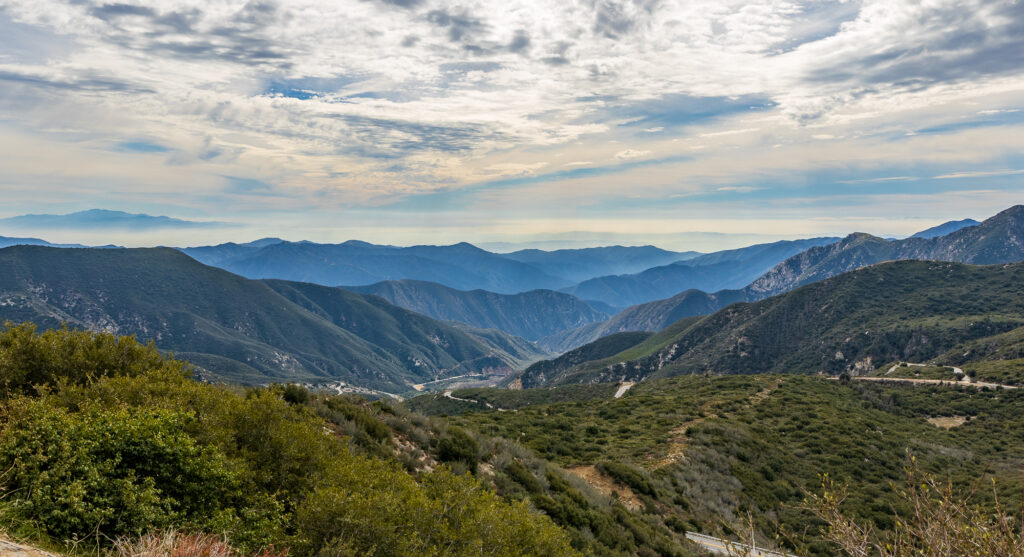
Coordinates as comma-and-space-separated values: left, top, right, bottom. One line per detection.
0, 0, 1022, 250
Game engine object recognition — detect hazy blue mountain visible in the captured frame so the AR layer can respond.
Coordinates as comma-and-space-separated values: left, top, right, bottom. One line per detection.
345, 279, 608, 341
178, 238, 285, 267
537, 289, 748, 353
909, 218, 979, 238
182, 240, 571, 294
562, 237, 839, 308
0, 236, 109, 249
0, 209, 231, 230
500, 245, 699, 283
0, 246, 545, 392
747, 205, 1024, 298
0, 236, 84, 248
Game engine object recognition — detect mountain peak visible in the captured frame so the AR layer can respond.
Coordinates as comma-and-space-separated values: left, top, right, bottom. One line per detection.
909, 219, 980, 239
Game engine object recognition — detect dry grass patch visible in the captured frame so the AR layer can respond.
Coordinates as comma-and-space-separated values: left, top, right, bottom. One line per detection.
926, 416, 968, 429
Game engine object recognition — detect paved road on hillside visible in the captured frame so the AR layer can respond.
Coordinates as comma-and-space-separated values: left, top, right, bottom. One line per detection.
685, 532, 799, 557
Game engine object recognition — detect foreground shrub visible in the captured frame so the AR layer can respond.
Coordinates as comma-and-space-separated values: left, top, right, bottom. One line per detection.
0, 321, 187, 395
0, 399, 245, 540
294, 465, 576, 556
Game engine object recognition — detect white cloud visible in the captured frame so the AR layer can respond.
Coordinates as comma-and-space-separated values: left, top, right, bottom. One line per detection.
0, 0, 1021, 248
615, 149, 651, 160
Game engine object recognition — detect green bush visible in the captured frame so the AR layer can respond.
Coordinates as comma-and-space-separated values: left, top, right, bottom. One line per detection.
597, 461, 657, 497
294, 464, 576, 556
0, 399, 251, 540
0, 321, 187, 395
437, 426, 479, 470
505, 460, 543, 493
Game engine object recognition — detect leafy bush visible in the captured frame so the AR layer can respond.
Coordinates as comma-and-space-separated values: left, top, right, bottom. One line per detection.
0, 399, 249, 540
0, 321, 187, 395
597, 461, 657, 497
437, 426, 479, 469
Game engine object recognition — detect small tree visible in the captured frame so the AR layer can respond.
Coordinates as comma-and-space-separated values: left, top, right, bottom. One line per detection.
805, 458, 1024, 557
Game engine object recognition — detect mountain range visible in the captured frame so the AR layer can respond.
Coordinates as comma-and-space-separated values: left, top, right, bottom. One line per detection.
182, 240, 574, 294
523, 259, 1024, 386
908, 218, 979, 238
0, 209, 231, 230
0, 246, 544, 393
499, 245, 699, 283
746, 205, 1024, 298
561, 237, 838, 308
541, 206, 1024, 351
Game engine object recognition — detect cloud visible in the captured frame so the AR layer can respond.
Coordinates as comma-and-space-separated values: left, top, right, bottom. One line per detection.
615, 149, 650, 160
0, 0, 1021, 249
933, 169, 1024, 180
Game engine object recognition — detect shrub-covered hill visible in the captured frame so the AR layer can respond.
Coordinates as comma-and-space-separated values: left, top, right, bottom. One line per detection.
414, 374, 1024, 556
517, 331, 654, 388
526, 260, 1024, 386
0, 246, 545, 392
0, 324, 703, 557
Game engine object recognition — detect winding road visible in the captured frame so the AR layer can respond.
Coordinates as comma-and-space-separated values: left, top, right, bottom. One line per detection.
867, 362, 1014, 389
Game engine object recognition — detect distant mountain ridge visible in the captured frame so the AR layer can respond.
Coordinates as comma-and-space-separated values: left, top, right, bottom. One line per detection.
0, 209, 231, 230
344, 279, 609, 341
500, 245, 698, 283
0, 236, 87, 248
0, 246, 545, 393
909, 218, 979, 239
747, 205, 1024, 298
544, 205, 1024, 352
561, 237, 838, 308
182, 240, 572, 294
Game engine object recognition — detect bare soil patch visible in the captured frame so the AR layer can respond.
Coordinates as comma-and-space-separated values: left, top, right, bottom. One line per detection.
566, 465, 643, 511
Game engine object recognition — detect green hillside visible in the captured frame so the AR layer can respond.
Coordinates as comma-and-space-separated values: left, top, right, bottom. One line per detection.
527, 260, 1024, 386
0, 246, 545, 393
345, 279, 609, 340
0, 326, 577, 556
518, 331, 654, 388
0, 325, 702, 557
414, 374, 1024, 556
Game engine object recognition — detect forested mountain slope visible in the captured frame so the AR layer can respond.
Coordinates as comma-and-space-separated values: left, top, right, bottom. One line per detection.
346, 279, 608, 341
548, 206, 1024, 353
528, 260, 1024, 386
0, 246, 544, 392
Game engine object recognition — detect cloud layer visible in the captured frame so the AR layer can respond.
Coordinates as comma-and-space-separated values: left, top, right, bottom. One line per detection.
0, 0, 1022, 247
